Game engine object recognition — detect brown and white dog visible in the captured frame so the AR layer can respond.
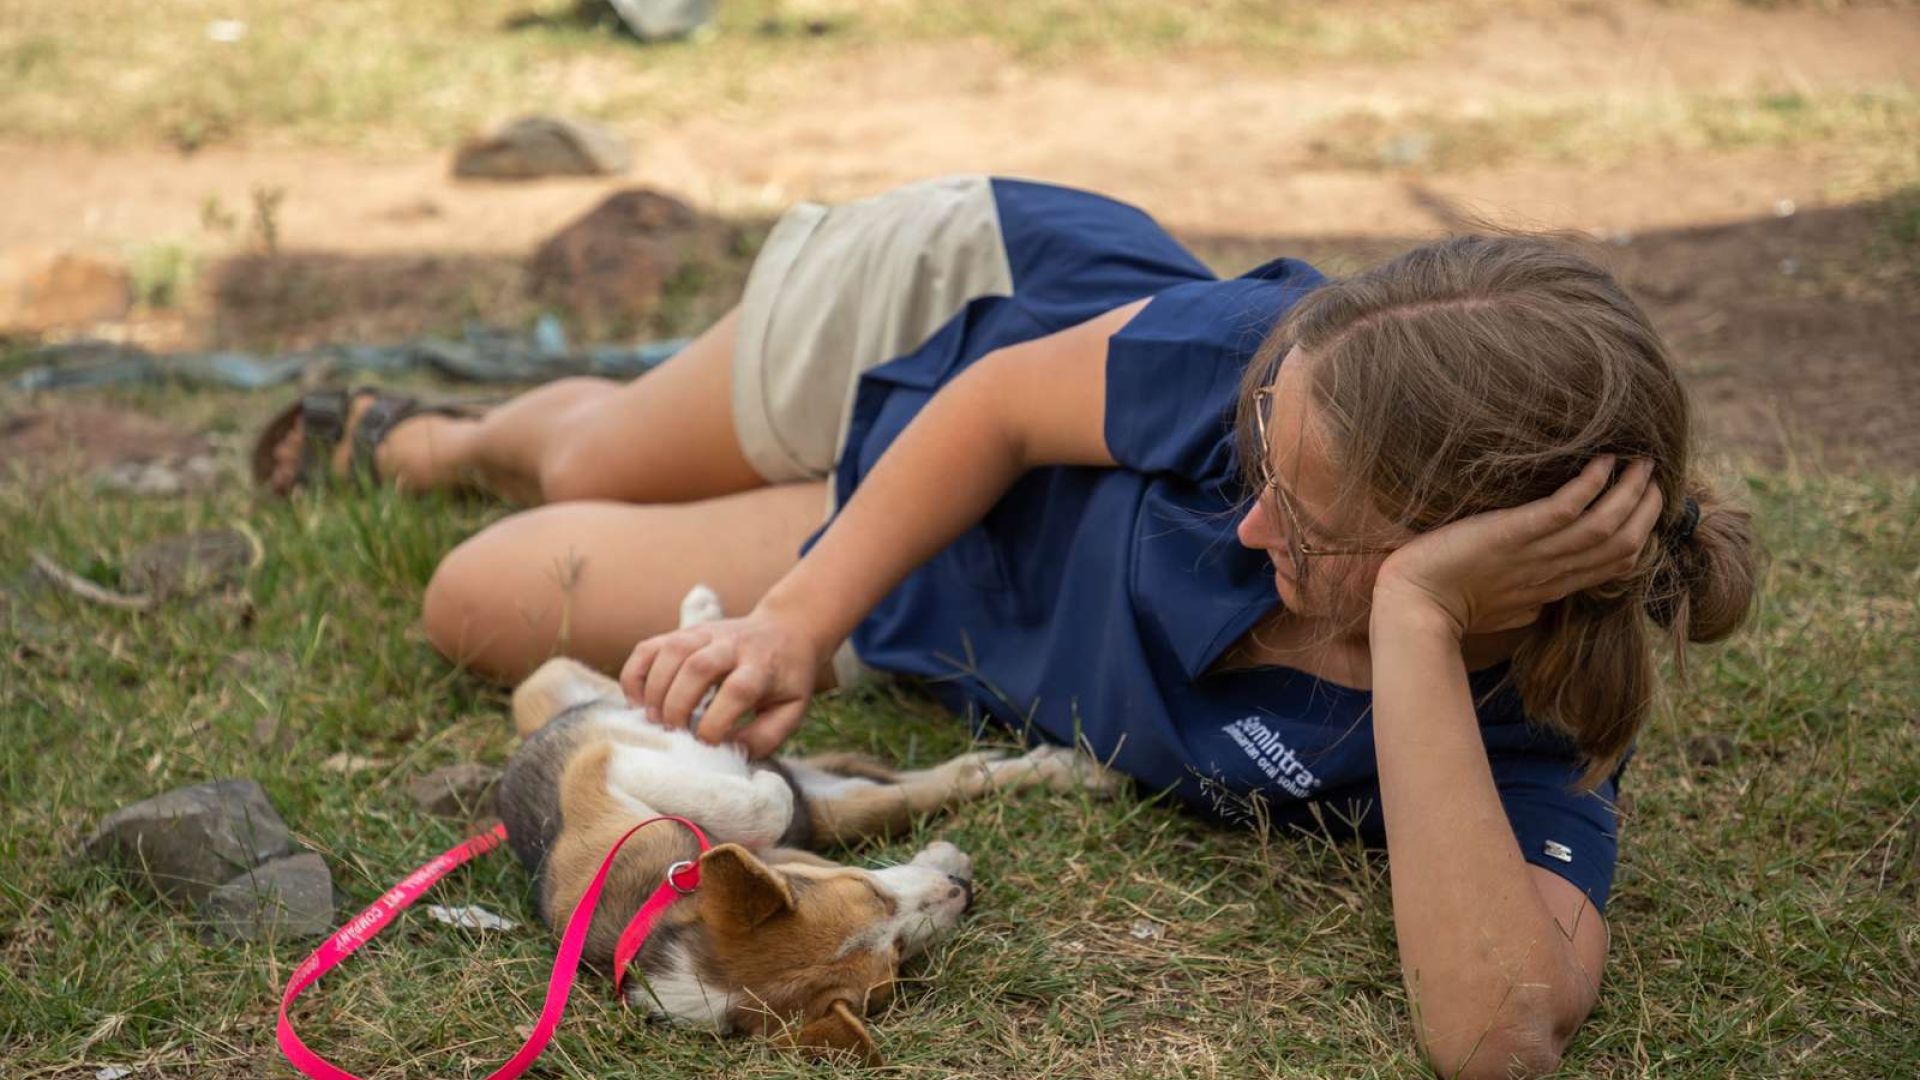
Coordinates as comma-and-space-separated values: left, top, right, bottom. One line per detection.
496, 587, 1117, 1064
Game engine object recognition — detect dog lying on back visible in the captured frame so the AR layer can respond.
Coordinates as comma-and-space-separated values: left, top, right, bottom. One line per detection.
495, 587, 1117, 1063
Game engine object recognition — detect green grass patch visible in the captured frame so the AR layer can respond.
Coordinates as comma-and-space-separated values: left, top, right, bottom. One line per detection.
0, 384, 1915, 1076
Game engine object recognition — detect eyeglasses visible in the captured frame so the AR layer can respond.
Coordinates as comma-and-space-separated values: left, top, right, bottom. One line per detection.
1252, 387, 1400, 580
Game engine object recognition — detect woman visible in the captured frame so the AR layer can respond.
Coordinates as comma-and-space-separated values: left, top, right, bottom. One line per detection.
258, 176, 1756, 1077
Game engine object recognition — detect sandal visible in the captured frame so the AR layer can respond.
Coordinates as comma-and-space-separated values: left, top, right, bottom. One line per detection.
249, 387, 491, 494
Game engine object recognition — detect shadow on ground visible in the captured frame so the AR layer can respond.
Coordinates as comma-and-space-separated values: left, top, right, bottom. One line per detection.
199, 196, 1917, 471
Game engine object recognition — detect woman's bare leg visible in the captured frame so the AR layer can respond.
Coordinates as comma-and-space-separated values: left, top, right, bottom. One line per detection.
422, 481, 831, 683
276, 307, 767, 505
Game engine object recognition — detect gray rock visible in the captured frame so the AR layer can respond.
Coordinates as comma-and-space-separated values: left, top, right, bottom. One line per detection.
452, 116, 633, 180
85, 779, 293, 904
121, 527, 258, 599
1379, 131, 1434, 168
609, 0, 715, 42
408, 763, 502, 819
200, 852, 335, 941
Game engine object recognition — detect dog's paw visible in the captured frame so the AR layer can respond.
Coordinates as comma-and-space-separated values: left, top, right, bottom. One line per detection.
909, 840, 973, 882
944, 749, 1014, 772
679, 584, 725, 629
1016, 743, 1127, 797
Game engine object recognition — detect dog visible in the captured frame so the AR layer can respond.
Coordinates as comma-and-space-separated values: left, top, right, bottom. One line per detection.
495, 586, 1118, 1064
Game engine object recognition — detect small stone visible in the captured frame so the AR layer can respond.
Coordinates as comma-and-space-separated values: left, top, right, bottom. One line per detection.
408, 763, 502, 819
85, 779, 293, 905
120, 528, 258, 599
609, 0, 716, 41
1128, 918, 1162, 941
452, 116, 632, 180
1685, 733, 1736, 769
200, 853, 335, 941
1378, 131, 1433, 168
0, 247, 133, 334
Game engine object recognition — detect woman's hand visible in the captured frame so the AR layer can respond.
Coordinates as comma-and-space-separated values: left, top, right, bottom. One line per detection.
618, 610, 822, 758
1373, 456, 1663, 638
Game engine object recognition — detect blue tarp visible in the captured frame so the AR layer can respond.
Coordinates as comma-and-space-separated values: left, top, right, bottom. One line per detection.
11, 314, 687, 393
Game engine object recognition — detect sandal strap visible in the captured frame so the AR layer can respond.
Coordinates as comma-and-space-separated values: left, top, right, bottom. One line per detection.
297, 390, 351, 482
349, 392, 422, 482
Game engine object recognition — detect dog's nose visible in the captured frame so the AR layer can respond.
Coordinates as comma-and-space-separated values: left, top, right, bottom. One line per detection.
947, 874, 974, 912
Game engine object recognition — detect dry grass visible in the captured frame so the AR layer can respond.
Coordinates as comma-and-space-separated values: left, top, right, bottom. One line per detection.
0, 0, 1493, 152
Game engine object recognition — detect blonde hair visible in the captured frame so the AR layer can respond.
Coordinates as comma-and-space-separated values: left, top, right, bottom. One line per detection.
1236, 233, 1759, 784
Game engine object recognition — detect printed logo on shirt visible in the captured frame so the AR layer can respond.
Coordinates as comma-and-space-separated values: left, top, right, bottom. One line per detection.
1223, 715, 1321, 798
1543, 840, 1574, 863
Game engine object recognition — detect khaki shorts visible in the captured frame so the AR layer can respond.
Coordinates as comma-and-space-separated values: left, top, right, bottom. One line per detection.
730, 175, 1015, 688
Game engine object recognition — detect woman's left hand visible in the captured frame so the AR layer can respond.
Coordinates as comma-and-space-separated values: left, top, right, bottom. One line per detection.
1373, 455, 1664, 637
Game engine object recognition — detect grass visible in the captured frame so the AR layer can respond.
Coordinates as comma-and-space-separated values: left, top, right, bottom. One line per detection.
0, 0, 1494, 152
0, 383, 1915, 1077
1306, 88, 1920, 185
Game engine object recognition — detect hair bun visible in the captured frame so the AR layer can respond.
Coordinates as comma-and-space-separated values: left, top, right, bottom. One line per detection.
1655, 484, 1758, 643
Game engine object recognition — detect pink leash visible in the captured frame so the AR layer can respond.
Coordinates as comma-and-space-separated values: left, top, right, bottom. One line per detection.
278, 816, 711, 1080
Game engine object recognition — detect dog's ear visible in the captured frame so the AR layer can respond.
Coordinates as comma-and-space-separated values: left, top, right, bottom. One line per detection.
781, 999, 881, 1066
511, 658, 623, 737
697, 843, 796, 931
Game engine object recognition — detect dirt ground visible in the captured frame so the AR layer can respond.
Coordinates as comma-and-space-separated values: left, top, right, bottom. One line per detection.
2, 1, 1915, 469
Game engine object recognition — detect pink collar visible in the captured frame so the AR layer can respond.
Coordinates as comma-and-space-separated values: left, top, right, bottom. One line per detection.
278, 815, 711, 1080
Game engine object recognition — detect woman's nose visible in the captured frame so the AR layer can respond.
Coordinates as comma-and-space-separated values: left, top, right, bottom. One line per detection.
1237, 497, 1274, 551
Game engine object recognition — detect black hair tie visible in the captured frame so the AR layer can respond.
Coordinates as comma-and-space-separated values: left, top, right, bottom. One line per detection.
1672, 497, 1701, 544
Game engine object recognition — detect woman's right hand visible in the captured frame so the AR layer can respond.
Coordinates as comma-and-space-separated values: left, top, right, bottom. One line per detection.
619, 609, 822, 758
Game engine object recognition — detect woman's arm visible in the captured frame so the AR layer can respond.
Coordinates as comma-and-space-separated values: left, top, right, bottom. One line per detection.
622, 299, 1147, 755
1369, 456, 1660, 1078
756, 297, 1144, 659
1369, 596, 1608, 1078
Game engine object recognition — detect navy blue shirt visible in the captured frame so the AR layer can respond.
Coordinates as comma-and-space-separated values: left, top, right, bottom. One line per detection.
816, 179, 1621, 911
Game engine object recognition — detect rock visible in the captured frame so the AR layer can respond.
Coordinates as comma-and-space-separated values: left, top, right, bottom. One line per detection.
0, 406, 210, 476
200, 852, 335, 941
609, 0, 715, 41
0, 248, 133, 334
526, 187, 731, 330
1685, 732, 1737, 769
120, 528, 258, 600
408, 763, 502, 819
85, 779, 293, 905
452, 116, 632, 180
1379, 132, 1434, 168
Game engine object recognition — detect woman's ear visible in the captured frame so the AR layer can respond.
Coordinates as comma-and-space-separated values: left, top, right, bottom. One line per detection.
780, 999, 881, 1066
697, 843, 796, 931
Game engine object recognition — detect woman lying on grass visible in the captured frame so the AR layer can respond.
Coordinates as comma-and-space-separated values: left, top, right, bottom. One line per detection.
257, 177, 1758, 1077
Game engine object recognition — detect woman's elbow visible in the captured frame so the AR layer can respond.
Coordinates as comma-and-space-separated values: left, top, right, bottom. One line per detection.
1417, 1006, 1580, 1079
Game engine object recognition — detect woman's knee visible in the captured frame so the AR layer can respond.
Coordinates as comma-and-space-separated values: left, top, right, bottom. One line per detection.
421, 520, 557, 683
532, 380, 624, 503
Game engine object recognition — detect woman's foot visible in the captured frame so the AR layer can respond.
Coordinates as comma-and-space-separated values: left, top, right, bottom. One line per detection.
262, 391, 376, 495
250, 388, 487, 497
